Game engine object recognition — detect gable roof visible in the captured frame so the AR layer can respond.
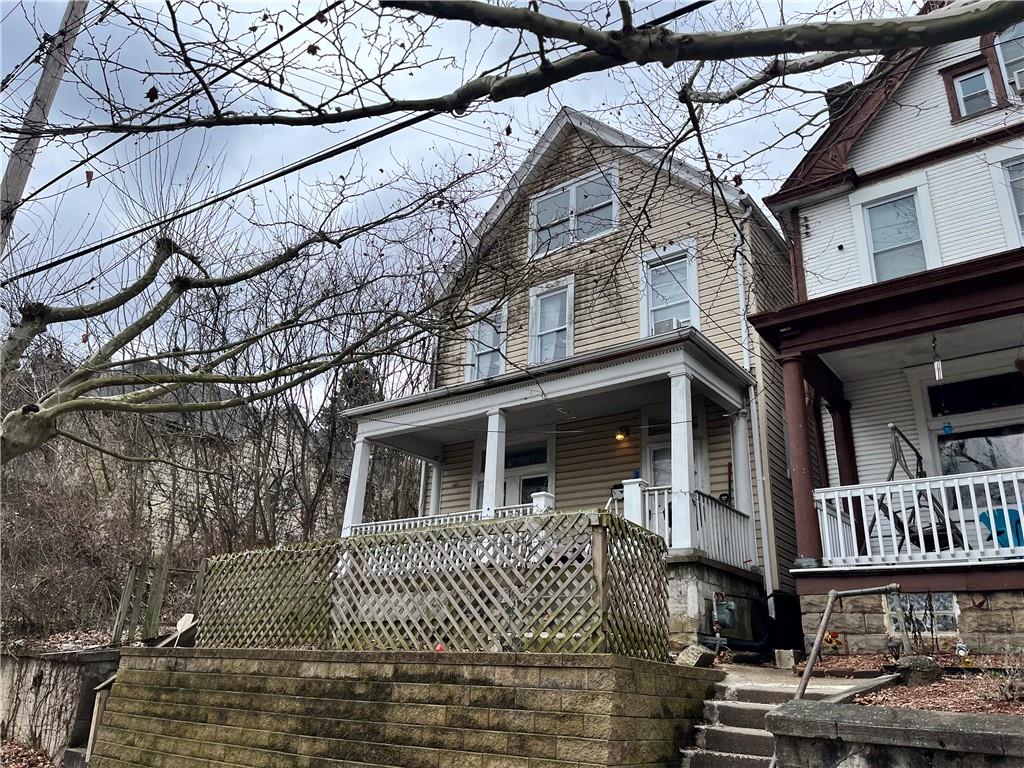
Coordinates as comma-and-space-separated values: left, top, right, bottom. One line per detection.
465, 107, 757, 258
457, 108, 790, 271
763, 46, 929, 212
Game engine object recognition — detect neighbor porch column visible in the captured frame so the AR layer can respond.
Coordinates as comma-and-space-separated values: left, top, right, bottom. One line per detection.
731, 408, 757, 566
782, 355, 822, 561
827, 399, 859, 486
669, 370, 696, 550
342, 436, 371, 537
429, 463, 442, 517
481, 408, 506, 517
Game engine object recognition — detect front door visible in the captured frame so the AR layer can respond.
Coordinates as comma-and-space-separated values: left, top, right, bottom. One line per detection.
647, 441, 703, 490
504, 469, 549, 506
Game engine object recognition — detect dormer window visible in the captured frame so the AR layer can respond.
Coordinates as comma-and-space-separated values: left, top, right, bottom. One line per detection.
465, 303, 506, 382
952, 69, 995, 117
530, 168, 617, 255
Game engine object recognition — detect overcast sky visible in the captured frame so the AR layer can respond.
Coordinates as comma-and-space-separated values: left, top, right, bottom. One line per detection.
0, 0, 914, 304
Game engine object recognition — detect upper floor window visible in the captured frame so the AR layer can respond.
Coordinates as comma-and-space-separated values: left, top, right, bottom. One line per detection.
465, 303, 506, 382
864, 193, 927, 282
639, 243, 699, 337
996, 21, 1024, 93
530, 168, 617, 255
528, 276, 574, 365
953, 69, 995, 117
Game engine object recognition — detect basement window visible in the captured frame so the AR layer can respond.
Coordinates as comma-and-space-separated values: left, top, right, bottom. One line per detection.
886, 592, 959, 636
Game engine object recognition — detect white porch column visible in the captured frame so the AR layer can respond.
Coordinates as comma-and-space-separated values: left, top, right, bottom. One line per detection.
429, 463, 442, 517
417, 461, 428, 517
481, 408, 506, 517
622, 478, 647, 528
731, 409, 758, 564
669, 370, 696, 550
342, 436, 371, 537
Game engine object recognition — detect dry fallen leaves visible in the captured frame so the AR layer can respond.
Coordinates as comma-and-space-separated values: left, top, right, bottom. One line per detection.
855, 675, 1024, 715
1, 740, 52, 768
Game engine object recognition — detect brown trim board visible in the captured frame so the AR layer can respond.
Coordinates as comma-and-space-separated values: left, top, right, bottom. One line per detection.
795, 564, 1024, 594
750, 247, 1024, 356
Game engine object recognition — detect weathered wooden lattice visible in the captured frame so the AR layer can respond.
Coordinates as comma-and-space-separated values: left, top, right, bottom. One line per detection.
197, 541, 340, 649
196, 511, 669, 659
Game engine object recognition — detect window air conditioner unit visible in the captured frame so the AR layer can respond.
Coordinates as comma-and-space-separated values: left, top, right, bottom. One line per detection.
1014, 68, 1024, 97
652, 317, 681, 335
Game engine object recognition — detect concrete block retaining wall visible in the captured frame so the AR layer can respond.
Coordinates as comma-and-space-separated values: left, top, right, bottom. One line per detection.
0, 648, 119, 763
799, 588, 1024, 654
92, 648, 723, 768
768, 699, 1024, 768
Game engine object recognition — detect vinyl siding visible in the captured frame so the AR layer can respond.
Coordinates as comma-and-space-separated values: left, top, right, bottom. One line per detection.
799, 194, 862, 298
554, 410, 642, 510
438, 441, 474, 515
847, 39, 1018, 175
434, 129, 749, 386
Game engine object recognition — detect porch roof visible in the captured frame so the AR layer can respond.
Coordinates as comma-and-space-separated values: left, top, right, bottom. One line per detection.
346, 328, 753, 455
749, 246, 1024, 357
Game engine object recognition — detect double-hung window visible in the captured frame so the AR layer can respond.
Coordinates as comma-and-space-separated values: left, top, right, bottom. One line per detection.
864, 193, 927, 282
528, 277, 573, 364
952, 69, 995, 117
997, 21, 1024, 93
639, 244, 698, 336
531, 169, 616, 255
465, 303, 506, 381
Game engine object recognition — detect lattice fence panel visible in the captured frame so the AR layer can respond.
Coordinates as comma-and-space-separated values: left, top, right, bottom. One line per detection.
603, 513, 670, 659
197, 541, 340, 649
195, 512, 668, 659
331, 511, 608, 653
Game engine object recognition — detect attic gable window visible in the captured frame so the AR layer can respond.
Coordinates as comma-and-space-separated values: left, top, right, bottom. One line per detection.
530, 168, 617, 255
953, 70, 995, 117
465, 303, 506, 382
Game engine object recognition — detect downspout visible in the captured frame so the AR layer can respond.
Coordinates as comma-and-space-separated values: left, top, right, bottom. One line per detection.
734, 194, 778, 618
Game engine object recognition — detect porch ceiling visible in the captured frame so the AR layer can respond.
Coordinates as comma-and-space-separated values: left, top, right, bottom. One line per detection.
820, 314, 1024, 379
366, 376, 730, 460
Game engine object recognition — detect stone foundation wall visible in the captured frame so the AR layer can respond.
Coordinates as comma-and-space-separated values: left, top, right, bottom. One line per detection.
666, 555, 764, 650
799, 588, 1024, 655
0, 649, 119, 763
92, 648, 723, 768
768, 700, 1024, 768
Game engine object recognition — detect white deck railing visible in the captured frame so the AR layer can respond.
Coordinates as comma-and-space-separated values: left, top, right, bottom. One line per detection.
813, 467, 1024, 567
642, 485, 672, 541
692, 491, 757, 571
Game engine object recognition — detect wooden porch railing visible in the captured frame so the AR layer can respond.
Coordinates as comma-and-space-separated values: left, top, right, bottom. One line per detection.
813, 466, 1024, 567
692, 491, 756, 571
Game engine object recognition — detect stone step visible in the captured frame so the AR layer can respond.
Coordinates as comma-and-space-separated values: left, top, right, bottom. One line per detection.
681, 749, 772, 768
704, 700, 776, 729
694, 724, 775, 757
714, 683, 835, 704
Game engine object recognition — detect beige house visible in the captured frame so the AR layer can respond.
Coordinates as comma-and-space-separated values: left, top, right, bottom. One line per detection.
342, 109, 796, 645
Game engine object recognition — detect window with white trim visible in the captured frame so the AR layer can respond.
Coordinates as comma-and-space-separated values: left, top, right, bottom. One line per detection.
530, 169, 616, 255
639, 244, 698, 336
465, 303, 506, 382
996, 21, 1024, 93
952, 69, 995, 117
528, 277, 574, 365
864, 193, 927, 282
1005, 158, 1024, 237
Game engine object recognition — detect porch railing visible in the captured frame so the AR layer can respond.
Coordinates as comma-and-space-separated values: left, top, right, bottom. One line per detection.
692, 491, 756, 571
813, 466, 1024, 567
642, 485, 672, 541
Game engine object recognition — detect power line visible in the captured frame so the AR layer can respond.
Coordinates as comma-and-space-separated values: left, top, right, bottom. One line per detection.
1, 110, 440, 285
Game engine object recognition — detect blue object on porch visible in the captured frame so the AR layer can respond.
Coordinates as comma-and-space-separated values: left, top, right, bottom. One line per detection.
979, 508, 1024, 547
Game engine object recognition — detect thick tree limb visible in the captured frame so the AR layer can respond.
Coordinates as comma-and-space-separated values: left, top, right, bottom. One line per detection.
6, 0, 1021, 138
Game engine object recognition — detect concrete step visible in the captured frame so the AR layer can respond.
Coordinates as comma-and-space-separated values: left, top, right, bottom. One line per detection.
681, 748, 773, 768
705, 700, 776, 729
714, 682, 836, 704
695, 724, 775, 757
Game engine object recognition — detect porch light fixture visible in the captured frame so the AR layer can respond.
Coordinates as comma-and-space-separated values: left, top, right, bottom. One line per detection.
614, 427, 629, 442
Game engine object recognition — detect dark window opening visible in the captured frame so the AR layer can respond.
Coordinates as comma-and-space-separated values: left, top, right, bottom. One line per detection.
928, 371, 1024, 417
